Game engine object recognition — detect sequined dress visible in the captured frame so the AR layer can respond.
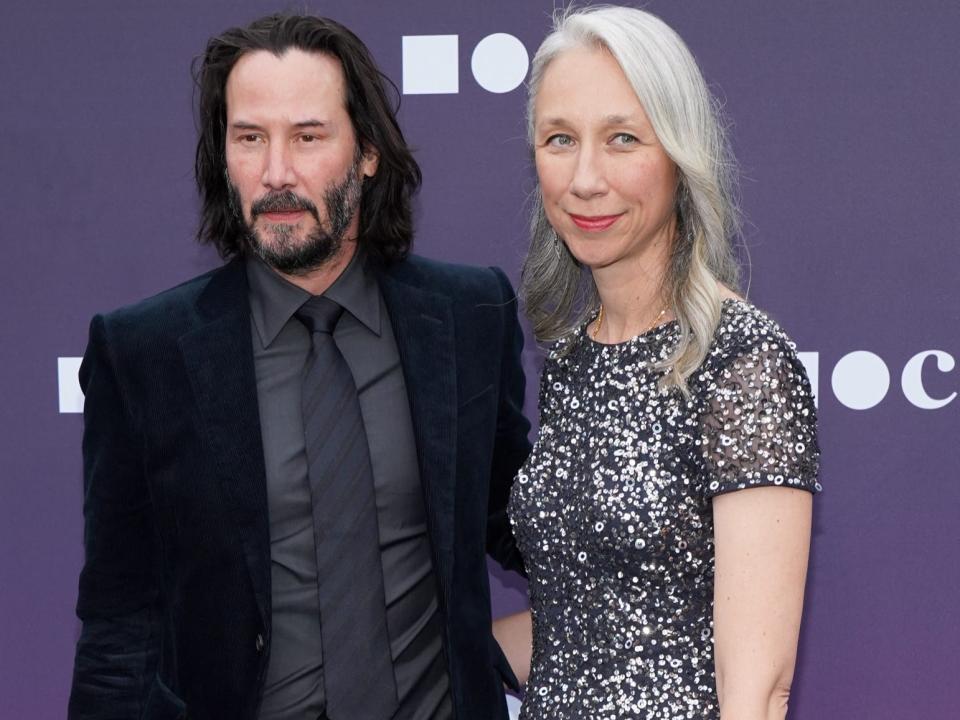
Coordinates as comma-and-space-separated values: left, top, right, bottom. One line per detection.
509, 299, 820, 719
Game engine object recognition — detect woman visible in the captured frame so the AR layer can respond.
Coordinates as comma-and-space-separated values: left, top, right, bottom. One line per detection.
497, 6, 821, 719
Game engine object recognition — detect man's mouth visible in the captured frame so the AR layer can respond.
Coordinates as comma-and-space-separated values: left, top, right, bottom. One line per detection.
259, 210, 306, 223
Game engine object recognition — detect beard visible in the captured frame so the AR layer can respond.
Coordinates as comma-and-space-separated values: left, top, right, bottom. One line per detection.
228, 151, 364, 275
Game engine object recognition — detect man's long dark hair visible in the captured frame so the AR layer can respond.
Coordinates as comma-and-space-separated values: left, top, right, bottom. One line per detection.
193, 13, 421, 265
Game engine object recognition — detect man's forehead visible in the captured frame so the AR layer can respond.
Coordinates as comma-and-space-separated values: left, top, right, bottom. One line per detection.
226, 48, 347, 105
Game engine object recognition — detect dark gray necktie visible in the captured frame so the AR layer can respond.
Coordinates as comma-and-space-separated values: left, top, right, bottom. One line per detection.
296, 296, 398, 720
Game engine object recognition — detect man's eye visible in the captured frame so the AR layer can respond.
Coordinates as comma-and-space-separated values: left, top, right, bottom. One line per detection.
546, 134, 574, 148
299, 135, 317, 143
239, 134, 261, 144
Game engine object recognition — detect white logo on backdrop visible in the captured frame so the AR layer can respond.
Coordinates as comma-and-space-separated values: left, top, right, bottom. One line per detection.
799, 350, 956, 410
402, 33, 530, 94
58, 357, 84, 414
901, 350, 956, 409
827, 351, 891, 410
56, 350, 958, 414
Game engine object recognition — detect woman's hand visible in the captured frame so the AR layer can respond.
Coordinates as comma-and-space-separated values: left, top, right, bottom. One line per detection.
492, 609, 533, 688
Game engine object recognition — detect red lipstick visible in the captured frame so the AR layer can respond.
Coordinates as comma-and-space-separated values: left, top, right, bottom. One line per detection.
569, 213, 622, 231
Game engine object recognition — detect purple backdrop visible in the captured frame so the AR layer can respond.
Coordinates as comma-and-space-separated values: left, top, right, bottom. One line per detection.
3, 1, 958, 717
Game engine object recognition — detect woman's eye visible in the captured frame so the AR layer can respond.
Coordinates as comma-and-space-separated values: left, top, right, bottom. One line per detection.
546, 134, 574, 148
612, 133, 638, 146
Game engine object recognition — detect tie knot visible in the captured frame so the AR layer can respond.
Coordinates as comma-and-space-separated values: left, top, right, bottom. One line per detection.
296, 296, 343, 335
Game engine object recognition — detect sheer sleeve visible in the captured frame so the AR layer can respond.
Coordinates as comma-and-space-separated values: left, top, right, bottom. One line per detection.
699, 339, 821, 499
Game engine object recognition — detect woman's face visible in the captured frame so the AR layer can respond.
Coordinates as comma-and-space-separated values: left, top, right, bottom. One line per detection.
533, 46, 678, 273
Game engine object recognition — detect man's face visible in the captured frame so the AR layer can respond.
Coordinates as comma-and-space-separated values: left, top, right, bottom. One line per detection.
224, 49, 379, 274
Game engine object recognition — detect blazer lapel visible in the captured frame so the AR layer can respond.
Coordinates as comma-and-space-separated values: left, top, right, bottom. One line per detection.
378, 268, 457, 598
178, 259, 271, 624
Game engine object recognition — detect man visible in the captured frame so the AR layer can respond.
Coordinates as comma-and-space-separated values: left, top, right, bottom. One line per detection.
69, 14, 529, 720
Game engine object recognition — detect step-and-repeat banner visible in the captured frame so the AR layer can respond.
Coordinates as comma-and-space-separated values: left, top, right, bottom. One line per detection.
2, 1, 957, 717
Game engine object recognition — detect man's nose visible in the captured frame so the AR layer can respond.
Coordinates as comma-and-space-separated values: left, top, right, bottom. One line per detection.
261, 142, 296, 189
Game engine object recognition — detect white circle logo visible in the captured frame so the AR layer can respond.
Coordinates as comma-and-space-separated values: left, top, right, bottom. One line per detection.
470, 33, 529, 93
831, 351, 890, 410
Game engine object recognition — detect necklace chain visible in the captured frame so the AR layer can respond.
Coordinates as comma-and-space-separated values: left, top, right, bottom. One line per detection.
592, 304, 668, 341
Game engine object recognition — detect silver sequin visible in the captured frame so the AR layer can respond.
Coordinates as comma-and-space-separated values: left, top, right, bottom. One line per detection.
509, 300, 820, 719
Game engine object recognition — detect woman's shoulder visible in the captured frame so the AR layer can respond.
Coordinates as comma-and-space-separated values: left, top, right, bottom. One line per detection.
711, 297, 801, 361
692, 297, 814, 403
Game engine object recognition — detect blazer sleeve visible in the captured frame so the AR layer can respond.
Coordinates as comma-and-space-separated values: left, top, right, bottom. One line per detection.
484, 268, 532, 577
68, 314, 161, 719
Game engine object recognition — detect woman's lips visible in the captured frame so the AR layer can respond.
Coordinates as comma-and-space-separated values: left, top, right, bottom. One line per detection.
569, 213, 622, 231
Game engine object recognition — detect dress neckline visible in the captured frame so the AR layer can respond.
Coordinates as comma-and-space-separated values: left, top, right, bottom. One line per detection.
583, 297, 746, 350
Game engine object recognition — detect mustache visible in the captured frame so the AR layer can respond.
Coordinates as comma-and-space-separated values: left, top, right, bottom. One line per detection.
251, 191, 319, 221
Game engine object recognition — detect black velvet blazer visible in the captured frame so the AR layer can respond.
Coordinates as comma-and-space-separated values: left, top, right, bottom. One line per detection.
68, 254, 531, 720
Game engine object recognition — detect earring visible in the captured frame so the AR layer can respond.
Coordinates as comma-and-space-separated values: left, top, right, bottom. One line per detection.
552, 230, 563, 261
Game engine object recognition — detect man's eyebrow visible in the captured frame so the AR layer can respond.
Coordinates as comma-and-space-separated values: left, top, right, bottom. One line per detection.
228, 120, 329, 130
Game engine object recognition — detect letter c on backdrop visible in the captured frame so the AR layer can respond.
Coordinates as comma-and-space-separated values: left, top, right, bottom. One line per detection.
902, 350, 957, 409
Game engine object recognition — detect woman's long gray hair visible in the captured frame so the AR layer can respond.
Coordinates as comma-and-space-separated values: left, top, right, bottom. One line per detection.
520, 5, 741, 393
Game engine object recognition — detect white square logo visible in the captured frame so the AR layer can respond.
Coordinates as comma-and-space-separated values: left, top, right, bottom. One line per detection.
402, 35, 459, 94
58, 357, 84, 414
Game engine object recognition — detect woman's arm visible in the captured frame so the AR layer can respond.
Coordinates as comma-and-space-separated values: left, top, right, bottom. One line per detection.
712, 486, 813, 720
492, 609, 533, 687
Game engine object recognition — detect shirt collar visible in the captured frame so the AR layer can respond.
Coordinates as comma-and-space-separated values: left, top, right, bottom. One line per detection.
246, 248, 381, 348
323, 247, 382, 337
